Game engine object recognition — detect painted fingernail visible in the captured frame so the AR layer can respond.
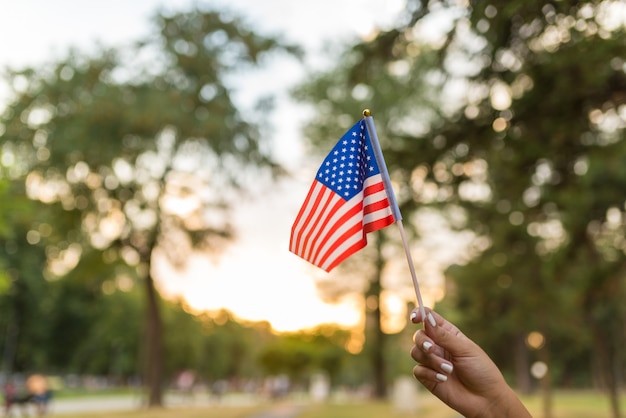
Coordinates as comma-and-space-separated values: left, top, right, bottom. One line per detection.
422, 341, 433, 351
436, 373, 448, 382
410, 311, 417, 321
441, 363, 453, 373
427, 313, 437, 327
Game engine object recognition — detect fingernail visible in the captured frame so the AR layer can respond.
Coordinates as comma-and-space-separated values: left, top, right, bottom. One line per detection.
427, 313, 437, 327
436, 373, 448, 382
410, 311, 417, 321
422, 341, 433, 351
441, 363, 453, 373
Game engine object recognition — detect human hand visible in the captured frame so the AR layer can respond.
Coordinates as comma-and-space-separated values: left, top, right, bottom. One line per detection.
410, 308, 532, 418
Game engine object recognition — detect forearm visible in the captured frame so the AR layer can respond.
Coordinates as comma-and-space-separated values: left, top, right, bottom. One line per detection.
476, 386, 532, 418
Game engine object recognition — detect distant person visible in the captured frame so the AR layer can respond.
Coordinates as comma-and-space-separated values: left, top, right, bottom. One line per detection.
26, 374, 51, 416
410, 308, 532, 418
175, 369, 196, 404
3, 381, 18, 416
3, 380, 32, 417
211, 379, 228, 403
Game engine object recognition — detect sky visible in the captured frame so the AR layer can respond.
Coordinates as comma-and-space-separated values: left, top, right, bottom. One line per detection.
0, 0, 455, 332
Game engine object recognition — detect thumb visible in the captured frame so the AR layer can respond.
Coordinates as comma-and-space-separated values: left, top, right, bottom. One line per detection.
424, 311, 475, 357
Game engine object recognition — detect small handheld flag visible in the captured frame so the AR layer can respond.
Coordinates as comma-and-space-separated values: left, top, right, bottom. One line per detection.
289, 118, 396, 272
290, 110, 426, 320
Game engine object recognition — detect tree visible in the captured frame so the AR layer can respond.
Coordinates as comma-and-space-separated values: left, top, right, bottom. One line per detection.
0, 6, 299, 407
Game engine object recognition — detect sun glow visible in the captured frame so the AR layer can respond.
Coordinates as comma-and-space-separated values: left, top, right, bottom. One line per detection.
152, 182, 365, 333
154, 250, 363, 333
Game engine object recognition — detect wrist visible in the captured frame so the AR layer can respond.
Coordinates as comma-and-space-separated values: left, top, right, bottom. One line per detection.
481, 386, 532, 418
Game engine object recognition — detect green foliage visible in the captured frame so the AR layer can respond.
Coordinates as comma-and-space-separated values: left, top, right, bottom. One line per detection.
161, 300, 207, 377
258, 325, 354, 386
162, 307, 273, 382
62, 279, 143, 377
0, 182, 52, 373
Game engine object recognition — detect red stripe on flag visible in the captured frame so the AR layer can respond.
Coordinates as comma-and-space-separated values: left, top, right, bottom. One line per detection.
364, 181, 385, 195
299, 188, 337, 261
364, 197, 391, 215
364, 214, 395, 233
290, 181, 326, 255
323, 238, 368, 272
316, 221, 366, 271
303, 196, 348, 262
290, 177, 397, 271
309, 199, 364, 265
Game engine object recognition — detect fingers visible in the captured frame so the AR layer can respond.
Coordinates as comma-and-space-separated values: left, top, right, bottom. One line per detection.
410, 308, 450, 335
409, 306, 430, 324
413, 363, 449, 387
411, 329, 454, 382
411, 307, 459, 335
410, 307, 469, 358
412, 329, 445, 358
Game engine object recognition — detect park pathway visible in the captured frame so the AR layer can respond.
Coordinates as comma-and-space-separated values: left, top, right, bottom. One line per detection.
49, 395, 141, 415
47, 393, 306, 417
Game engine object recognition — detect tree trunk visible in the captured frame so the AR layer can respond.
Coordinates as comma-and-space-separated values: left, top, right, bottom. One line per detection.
370, 287, 386, 399
143, 272, 164, 407
365, 235, 387, 399
514, 332, 531, 394
538, 344, 553, 418
365, 279, 387, 399
593, 324, 622, 418
586, 269, 623, 418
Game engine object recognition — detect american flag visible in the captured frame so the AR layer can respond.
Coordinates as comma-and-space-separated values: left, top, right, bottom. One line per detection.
290, 119, 396, 272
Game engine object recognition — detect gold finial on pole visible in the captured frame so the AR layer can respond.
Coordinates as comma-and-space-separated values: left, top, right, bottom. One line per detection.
362, 109, 371, 117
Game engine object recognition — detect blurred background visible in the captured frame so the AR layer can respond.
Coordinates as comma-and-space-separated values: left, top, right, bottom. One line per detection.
0, 1, 625, 417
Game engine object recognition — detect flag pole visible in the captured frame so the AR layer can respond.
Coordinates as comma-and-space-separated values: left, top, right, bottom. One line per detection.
362, 109, 426, 322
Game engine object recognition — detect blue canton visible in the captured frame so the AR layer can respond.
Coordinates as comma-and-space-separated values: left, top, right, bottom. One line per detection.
316, 119, 381, 201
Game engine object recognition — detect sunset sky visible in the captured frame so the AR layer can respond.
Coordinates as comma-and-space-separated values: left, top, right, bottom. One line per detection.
0, 0, 465, 332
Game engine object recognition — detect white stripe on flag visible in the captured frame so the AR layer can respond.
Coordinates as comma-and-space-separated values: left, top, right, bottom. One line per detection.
363, 187, 388, 206
291, 182, 329, 256
364, 206, 393, 226
301, 191, 345, 262
289, 181, 321, 254
319, 226, 365, 271
312, 195, 364, 266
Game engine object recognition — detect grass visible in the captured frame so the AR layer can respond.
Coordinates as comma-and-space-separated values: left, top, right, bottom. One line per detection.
52, 387, 140, 399
46, 390, 625, 418
299, 398, 459, 418
520, 390, 626, 418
